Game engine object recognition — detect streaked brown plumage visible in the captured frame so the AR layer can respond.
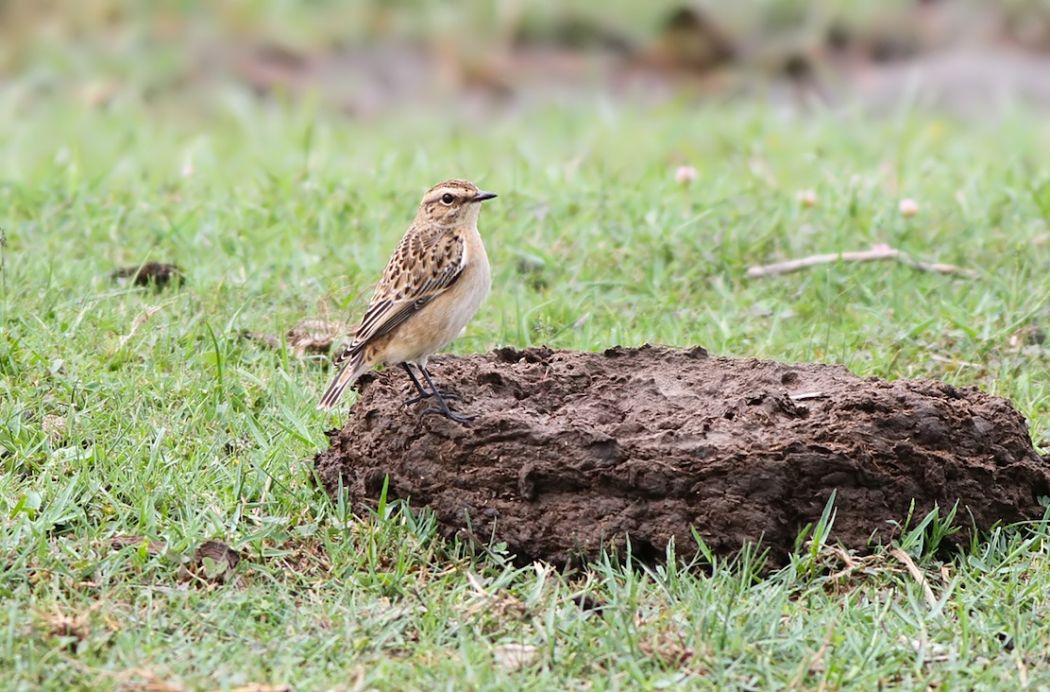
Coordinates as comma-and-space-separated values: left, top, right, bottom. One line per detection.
318, 179, 495, 422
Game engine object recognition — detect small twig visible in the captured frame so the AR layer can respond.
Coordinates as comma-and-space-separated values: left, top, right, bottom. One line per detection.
890, 547, 938, 608
746, 244, 976, 279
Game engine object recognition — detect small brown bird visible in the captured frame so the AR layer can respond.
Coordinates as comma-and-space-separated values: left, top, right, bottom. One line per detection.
318, 179, 496, 423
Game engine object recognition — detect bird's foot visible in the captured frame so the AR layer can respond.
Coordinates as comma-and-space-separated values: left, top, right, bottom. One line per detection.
402, 388, 463, 407
420, 405, 475, 426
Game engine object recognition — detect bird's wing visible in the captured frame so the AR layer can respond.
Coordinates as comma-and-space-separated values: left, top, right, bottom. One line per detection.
332, 229, 466, 367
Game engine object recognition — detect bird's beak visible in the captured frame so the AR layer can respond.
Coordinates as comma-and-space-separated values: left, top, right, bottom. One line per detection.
472, 191, 498, 203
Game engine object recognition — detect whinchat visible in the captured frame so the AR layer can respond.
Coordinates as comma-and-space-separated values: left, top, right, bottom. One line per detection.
318, 179, 496, 423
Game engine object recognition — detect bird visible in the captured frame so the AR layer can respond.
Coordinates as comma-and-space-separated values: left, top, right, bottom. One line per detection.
318, 178, 496, 423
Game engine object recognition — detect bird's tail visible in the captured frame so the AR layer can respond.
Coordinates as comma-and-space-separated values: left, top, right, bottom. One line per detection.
317, 352, 368, 410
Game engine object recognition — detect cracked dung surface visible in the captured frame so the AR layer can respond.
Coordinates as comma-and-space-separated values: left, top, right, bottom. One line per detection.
315, 345, 1050, 567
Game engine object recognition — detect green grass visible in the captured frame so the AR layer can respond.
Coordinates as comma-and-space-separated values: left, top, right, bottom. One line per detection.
2, 84, 1050, 689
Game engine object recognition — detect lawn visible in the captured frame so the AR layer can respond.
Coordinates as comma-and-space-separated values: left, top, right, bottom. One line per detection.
2, 79, 1050, 688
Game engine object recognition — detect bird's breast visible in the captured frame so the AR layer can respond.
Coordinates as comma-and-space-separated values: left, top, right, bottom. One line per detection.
447, 231, 490, 330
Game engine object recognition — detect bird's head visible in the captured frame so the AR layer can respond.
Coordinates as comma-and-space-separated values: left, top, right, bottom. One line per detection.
416, 179, 497, 229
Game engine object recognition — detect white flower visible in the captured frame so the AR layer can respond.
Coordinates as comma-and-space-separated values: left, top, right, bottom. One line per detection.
675, 165, 697, 185
797, 189, 817, 208
899, 198, 919, 217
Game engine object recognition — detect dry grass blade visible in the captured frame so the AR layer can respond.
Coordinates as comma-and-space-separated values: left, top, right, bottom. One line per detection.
116, 305, 162, 351
890, 547, 938, 608
112, 667, 185, 692
38, 608, 91, 642
817, 544, 888, 587
493, 643, 538, 672
41, 414, 67, 441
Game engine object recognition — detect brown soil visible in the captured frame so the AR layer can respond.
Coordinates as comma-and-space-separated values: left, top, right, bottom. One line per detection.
314, 345, 1050, 567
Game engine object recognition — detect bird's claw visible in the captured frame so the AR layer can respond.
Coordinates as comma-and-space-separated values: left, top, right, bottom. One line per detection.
420, 406, 475, 425
402, 389, 463, 407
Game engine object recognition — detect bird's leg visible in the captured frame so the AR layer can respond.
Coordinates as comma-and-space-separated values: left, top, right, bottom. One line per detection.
420, 364, 463, 401
402, 363, 462, 406
401, 363, 432, 406
417, 365, 473, 424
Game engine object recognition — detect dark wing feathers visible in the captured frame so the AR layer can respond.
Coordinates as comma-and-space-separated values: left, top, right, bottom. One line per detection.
331, 230, 466, 367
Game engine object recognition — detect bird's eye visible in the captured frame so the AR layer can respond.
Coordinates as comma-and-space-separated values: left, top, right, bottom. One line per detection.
441, 193, 455, 205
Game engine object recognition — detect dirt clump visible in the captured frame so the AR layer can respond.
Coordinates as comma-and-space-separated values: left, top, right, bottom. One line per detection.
314, 345, 1050, 567
110, 262, 185, 289
179, 540, 241, 583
